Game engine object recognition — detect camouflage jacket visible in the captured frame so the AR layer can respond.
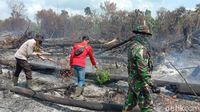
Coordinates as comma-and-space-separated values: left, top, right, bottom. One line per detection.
127, 41, 153, 91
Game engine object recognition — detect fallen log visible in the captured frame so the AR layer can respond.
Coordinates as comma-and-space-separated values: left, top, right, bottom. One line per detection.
0, 85, 123, 111
153, 79, 200, 96
43, 41, 109, 49
0, 59, 128, 81
30, 62, 64, 73
0, 59, 15, 67
0, 59, 64, 72
35, 84, 74, 92
95, 56, 127, 63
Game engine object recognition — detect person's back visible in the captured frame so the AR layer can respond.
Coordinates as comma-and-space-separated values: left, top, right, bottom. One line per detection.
69, 35, 97, 97
15, 38, 36, 60
123, 25, 153, 112
12, 35, 45, 90
70, 40, 96, 67
127, 41, 152, 91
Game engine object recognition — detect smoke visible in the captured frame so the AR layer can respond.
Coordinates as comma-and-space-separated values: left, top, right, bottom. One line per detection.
157, 49, 200, 84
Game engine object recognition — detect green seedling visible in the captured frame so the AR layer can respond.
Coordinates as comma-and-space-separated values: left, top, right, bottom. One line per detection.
96, 68, 110, 85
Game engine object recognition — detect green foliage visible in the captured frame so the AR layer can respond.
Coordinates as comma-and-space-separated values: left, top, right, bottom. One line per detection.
96, 69, 110, 85
2, 0, 200, 43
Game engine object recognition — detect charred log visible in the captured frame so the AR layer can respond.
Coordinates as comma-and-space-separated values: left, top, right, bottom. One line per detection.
153, 79, 200, 96
0, 59, 128, 81
0, 85, 123, 111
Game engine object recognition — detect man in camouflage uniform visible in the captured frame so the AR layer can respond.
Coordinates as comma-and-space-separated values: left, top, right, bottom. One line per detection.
123, 25, 154, 112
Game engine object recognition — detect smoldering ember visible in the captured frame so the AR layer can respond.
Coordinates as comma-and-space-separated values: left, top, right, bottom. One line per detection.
0, 0, 200, 112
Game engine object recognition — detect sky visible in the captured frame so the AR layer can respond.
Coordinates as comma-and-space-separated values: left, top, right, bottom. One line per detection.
0, 0, 199, 21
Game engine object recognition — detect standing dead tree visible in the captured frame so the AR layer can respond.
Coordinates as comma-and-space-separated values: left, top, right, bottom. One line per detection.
11, 20, 31, 48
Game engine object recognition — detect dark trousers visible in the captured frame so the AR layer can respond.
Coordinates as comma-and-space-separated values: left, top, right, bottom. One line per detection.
14, 58, 32, 80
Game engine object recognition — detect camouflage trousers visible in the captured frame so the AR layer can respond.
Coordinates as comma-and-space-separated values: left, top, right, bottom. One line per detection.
123, 86, 153, 112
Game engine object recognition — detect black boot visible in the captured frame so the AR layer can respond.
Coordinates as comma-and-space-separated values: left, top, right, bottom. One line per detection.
12, 76, 18, 86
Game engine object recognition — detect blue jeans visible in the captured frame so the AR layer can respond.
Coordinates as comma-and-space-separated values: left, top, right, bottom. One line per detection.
73, 65, 85, 87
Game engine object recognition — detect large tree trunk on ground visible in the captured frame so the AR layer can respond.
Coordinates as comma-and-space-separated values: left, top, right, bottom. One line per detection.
0, 85, 123, 111
0, 59, 15, 67
153, 79, 200, 96
43, 41, 109, 49
0, 59, 64, 72
95, 56, 127, 63
0, 59, 128, 80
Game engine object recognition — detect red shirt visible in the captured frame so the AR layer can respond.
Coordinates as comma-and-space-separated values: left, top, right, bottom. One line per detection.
70, 40, 96, 68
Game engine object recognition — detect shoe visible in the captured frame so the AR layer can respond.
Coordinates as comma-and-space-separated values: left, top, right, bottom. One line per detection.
71, 86, 83, 97
12, 76, 18, 86
27, 80, 37, 90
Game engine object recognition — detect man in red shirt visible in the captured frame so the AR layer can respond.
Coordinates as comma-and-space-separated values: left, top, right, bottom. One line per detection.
70, 36, 97, 97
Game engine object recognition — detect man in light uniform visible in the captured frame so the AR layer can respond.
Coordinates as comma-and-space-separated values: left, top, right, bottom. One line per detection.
13, 34, 46, 90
